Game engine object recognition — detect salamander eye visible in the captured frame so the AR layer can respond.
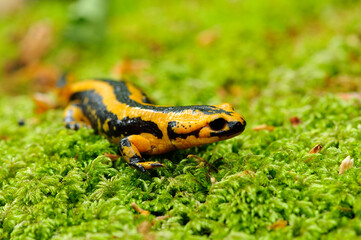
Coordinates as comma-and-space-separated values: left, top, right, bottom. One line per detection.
209, 118, 227, 131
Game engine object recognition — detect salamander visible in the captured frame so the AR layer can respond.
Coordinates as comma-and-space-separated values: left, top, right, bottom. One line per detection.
58, 78, 246, 172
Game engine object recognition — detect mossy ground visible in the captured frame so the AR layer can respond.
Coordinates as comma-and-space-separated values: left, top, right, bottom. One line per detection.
1, 0, 361, 239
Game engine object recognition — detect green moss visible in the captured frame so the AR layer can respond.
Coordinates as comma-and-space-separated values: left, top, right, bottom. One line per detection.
1, 0, 361, 239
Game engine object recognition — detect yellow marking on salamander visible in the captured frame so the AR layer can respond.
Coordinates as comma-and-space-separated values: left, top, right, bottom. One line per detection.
103, 119, 110, 132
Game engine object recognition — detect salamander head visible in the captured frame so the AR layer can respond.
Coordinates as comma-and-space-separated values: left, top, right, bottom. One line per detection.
167, 103, 246, 149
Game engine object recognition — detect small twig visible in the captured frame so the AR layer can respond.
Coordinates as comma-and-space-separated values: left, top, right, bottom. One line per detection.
253, 124, 275, 132
104, 153, 121, 161
187, 154, 221, 173
151, 215, 169, 226
131, 202, 150, 216
188, 171, 205, 188
187, 155, 221, 183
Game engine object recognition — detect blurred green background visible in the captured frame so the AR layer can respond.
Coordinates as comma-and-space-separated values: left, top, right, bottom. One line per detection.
2, 0, 360, 104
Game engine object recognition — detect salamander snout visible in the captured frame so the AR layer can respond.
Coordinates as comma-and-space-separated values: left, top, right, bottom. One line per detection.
209, 118, 246, 138
228, 120, 246, 134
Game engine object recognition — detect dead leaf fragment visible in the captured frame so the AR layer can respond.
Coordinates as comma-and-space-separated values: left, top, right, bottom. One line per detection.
104, 153, 121, 161
304, 144, 322, 163
0, 136, 9, 141
309, 144, 322, 154
290, 116, 302, 126
326, 75, 361, 92
338, 206, 353, 212
20, 21, 53, 64
339, 156, 354, 175
25, 63, 59, 92
3, 58, 26, 75
253, 124, 275, 132
338, 92, 361, 101
29, 117, 40, 125
196, 29, 219, 47
131, 202, 150, 216
0, 0, 24, 16
111, 59, 149, 78
346, 34, 361, 48
32, 93, 57, 114
137, 221, 156, 240
151, 215, 169, 226
267, 220, 287, 230
137, 221, 151, 235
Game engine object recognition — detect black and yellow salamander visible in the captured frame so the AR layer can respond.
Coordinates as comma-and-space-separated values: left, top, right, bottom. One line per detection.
58, 79, 246, 172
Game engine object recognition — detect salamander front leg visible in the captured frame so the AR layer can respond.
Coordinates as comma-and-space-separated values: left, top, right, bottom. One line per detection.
119, 135, 165, 172
63, 103, 91, 130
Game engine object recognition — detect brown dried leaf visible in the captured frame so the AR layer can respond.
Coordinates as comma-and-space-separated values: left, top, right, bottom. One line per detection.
56, 48, 80, 67
346, 34, 361, 48
304, 144, 323, 163
3, 62, 59, 94
338, 92, 361, 101
196, 29, 219, 47
25, 63, 59, 92
339, 156, 354, 175
216, 87, 228, 99
131, 202, 150, 216
0, 0, 24, 16
253, 124, 275, 132
137, 221, 151, 235
137, 221, 156, 240
151, 215, 169, 226
338, 206, 353, 212
111, 59, 149, 78
3, 58, 26, 75
267, 220, 287, 230
0, 136, 9, 141
229, 85, 243, 97
143, 234, 156, 240
32, 93, 56, 114
20, 22, 53, 64
326, 75, 361, 92
237, 170, 256, 178
290, 116, 302, 126
104, 153, 121, 161
264, 31, 280, 45
309, 144, 322, 154
30, 117, 40, 125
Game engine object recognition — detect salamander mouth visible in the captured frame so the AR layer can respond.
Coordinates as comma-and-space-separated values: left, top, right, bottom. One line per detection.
210, 121, 246, 138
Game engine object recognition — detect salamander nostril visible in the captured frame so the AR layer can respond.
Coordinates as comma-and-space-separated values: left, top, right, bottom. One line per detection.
228, 121, 246, 133
240, 120, 246, 132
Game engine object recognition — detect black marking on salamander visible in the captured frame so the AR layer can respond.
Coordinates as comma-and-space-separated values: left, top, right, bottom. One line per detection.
210, 121, 246, 137
98, 79, 234, 116
108, 116, 163, 139
128, 154, 142, 163
119, 137, 132, 148
141, 92, 153, 104
70, 90, 163, 139
167, 121, 201, 140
